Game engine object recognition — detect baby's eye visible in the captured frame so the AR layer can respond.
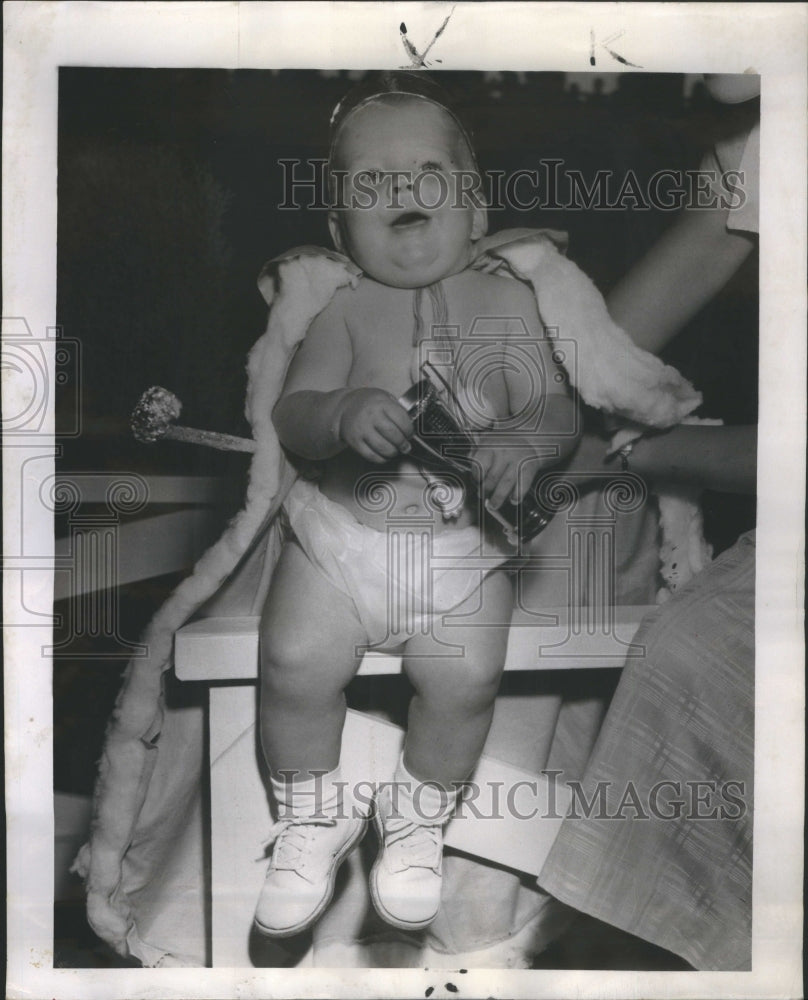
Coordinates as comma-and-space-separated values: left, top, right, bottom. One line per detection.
420, 161, 445, 173
357, 169, 384, 185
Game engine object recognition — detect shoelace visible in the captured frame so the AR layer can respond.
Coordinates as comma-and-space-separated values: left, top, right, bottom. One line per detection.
382, 816, 443, 874
262, 817, 338, 879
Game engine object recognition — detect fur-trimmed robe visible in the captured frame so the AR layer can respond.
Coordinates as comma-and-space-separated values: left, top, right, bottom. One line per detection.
73, 229, 703, 966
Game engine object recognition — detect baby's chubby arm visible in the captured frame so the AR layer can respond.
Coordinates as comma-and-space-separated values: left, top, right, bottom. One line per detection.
272, 295, 414, 464
474, 281, 580, 511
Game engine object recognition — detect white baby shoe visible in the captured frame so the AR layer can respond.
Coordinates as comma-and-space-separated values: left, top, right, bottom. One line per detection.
254, 812, 366, 937
370, 783, 451, 930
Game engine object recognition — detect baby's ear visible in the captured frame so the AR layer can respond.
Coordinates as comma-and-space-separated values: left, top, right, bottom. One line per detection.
471, 201, 488, 242
328, 212, 346, 254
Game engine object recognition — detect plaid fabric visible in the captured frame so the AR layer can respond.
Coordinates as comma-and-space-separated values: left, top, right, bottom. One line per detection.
539, 532, 755, 971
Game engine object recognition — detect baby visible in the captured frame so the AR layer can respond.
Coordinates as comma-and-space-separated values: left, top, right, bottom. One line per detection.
254, 73, 578, 937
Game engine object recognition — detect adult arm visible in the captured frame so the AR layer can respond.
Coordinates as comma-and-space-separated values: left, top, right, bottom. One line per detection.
568, 424, 757, 495
607, 206, 755, 355
629, 424, 756, 494
602, 201, 757, 495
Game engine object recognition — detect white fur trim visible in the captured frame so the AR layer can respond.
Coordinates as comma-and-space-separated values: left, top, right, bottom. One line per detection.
480, 235, 702, 427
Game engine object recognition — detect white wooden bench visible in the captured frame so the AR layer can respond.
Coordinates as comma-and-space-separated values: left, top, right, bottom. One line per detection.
175, 604, 652, 682
175, 604, 652, 966
54, 468, 654, 962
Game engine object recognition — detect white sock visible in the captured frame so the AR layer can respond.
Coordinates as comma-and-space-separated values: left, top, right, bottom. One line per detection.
390, 755, 459, 825
270, 765, 347, 820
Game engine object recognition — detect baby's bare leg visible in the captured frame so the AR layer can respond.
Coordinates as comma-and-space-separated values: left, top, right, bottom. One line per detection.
259, 540, 366, 779
402, 570, 513, 789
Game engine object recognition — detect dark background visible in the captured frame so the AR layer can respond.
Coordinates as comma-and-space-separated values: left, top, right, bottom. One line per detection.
54, 69, 758, 966
57, 69, 759, 462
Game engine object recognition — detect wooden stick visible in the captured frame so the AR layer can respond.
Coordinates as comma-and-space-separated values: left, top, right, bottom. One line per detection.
131, 386, 256, 452
161, 424, 256, 453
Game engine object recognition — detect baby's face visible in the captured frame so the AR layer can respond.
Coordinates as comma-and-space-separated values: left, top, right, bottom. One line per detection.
328, 100, 486, 288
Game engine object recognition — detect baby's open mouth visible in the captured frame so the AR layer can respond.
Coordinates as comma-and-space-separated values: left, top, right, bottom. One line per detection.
391, 210, 430, 229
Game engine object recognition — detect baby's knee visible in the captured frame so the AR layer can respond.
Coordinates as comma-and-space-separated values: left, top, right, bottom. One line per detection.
259, 620, 353, 704
454, 660, 504, 708
413, 656, 504, 710
261, 611, 299, 666
261, 625, 309, 687
455, 634, 508, 692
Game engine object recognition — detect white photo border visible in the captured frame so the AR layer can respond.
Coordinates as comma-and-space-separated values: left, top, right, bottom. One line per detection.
3, 2, 805, 998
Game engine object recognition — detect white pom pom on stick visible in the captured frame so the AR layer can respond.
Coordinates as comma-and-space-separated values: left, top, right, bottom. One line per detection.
130, 386, 256, 453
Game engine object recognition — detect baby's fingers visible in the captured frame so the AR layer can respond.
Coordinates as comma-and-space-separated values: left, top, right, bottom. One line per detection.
376, 414, 412, 454
362, 430, 404, 463
487, 465, 519, 510
382, 400, 415, 440
473, 448, 497, 482
476, 449, 508, 494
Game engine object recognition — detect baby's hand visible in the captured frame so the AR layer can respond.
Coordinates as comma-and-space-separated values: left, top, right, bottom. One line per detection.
335, 388, 414, 464
472, 445, 539, 510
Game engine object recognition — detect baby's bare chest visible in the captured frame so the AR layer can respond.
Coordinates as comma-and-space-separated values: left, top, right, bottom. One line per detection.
344, 283, 515, 402
347, 319, 419, 396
